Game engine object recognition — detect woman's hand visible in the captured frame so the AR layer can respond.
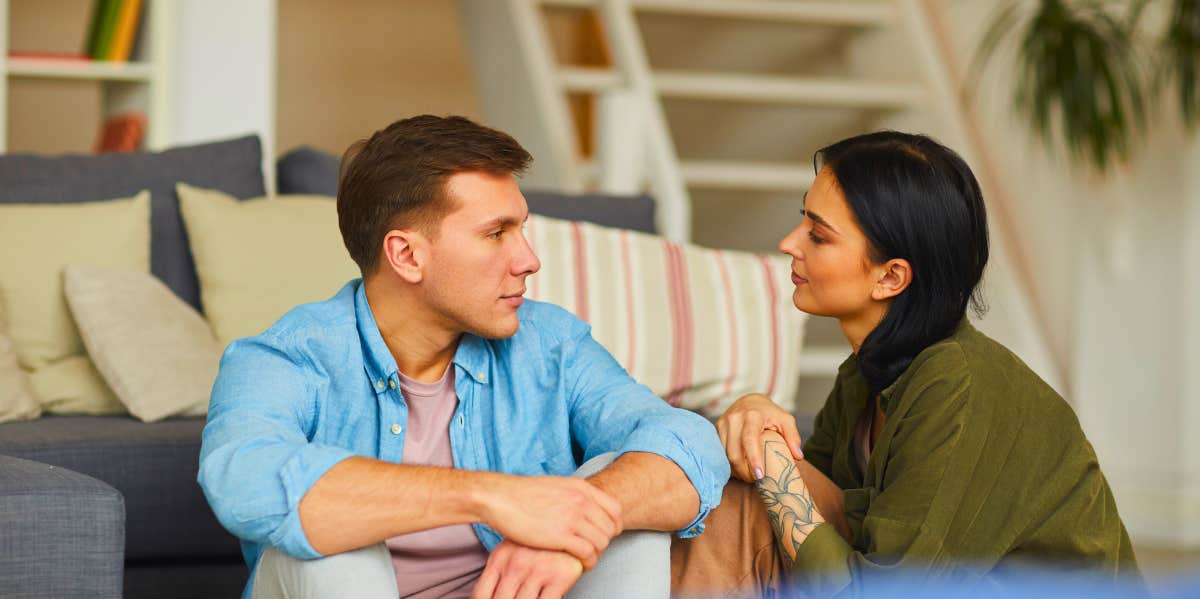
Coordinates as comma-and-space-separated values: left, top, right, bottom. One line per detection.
716, 393, 805, 482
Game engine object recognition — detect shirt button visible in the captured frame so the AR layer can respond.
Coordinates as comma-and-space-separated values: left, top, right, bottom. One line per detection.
477, 372, 486, 382
390, 423, 402, 435
375, 380, 384, 391
388, 379, 396, 390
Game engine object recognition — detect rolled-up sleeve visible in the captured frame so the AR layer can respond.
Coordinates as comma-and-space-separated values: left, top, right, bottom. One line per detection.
198, 336, 356, 559
560, 323, 730, 538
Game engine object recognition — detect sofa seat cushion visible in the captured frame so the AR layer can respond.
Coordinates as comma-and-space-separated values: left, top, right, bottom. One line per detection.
0, 415, 240, 560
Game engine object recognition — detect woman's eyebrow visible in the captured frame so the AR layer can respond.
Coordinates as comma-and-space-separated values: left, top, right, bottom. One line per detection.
801, 209, 839, 235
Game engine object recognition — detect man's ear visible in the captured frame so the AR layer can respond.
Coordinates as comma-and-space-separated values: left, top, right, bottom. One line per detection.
871, 258, 912, 301
381, 229, 427, 284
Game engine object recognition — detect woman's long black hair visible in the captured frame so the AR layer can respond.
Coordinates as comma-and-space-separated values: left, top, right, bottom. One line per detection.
814, 131, 990, 393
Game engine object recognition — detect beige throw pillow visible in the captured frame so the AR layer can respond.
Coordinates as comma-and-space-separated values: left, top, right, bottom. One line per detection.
0, 296, 39, 422
65, 265, 217, 422
0, 192, 150, 414
176, 184, 359, 345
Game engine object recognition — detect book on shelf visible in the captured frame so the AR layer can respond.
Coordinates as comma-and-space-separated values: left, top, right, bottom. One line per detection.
108, 0, 144, 62
95, 112, 147, 153
84, 0, 144, 62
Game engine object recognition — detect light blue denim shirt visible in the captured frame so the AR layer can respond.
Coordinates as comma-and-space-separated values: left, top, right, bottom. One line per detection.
198, 280, 729, 592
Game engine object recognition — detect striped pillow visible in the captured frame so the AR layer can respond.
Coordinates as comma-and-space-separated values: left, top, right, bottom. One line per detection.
526, 214, 805, 418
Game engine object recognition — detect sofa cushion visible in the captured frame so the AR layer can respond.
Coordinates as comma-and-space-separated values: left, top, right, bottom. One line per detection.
177, 184, 359, 345
0, 135, 267, 311
525, 214, 805, 418
0, 313, 38, 423
0, 193, 151, 415
0, 454, 124, 599
523, 190, 657, 234
275, 145, 659, 233
0, 415, 240, 561
276, 145, 339, 196
64, 265, 218, 422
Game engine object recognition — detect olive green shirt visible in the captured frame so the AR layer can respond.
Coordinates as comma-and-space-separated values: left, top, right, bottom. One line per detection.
794, 321, 1141, 596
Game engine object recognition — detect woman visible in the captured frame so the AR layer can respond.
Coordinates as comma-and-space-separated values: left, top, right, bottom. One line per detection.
688, 131, 1140, 596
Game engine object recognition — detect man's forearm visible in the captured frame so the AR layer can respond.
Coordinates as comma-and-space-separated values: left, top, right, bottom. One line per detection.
298, 456, 493, 555
585, 452, 699, 532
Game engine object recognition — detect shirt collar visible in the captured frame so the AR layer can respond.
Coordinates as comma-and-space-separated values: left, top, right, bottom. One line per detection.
355, 281, 399, 395
355, 281, 493, 392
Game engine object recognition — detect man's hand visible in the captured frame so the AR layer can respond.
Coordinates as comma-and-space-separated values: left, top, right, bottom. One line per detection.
481, 474, 622, 570
716, 393, 805, 483
471, 540, 584, 599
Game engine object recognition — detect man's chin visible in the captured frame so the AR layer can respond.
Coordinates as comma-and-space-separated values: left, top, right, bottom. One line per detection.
471, 316, 520, 340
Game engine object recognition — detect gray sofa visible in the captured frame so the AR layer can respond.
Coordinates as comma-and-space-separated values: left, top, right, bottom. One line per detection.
0, 138, 657, 599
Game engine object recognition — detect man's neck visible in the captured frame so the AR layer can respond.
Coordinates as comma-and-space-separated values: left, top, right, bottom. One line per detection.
364, 276, 462, 383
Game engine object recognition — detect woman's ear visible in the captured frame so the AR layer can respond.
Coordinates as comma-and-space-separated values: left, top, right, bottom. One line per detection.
871, 258, 912, 301
381, 229, 427, 284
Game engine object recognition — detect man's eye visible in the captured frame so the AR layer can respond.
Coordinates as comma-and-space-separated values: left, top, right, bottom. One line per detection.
487, 230, 504, 240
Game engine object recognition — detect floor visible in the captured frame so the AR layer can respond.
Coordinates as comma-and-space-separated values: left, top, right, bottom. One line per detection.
1135, 545, 1200, 596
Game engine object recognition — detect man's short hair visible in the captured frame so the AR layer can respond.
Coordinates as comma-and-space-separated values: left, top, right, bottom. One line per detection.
336, 114, 533, 276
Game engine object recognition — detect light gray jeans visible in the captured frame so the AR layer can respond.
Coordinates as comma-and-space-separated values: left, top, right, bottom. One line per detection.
251, 453, 670, 598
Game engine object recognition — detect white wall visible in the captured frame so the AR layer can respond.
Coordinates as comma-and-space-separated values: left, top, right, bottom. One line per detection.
935, 0, 1200, 547
171, 0, 276, 191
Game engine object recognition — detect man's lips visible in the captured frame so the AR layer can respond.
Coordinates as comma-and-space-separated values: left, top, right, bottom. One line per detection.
501, 290, 526, 306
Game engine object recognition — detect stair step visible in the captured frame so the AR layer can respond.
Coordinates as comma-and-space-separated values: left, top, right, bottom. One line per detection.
540, 0, 893, 27
654, 71, 925, 108
560, 67, 925, 109
797, 346, 848, 377
559, 66, 621, 93
681, 160, 815, 191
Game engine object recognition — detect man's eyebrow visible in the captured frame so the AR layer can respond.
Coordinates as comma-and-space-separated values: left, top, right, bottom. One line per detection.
801, 209, 839, 235
476, 215, 528, 231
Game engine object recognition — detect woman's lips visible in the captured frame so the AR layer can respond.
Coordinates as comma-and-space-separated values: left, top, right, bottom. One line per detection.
502, 295, 524, 307
791, 273, 808, 286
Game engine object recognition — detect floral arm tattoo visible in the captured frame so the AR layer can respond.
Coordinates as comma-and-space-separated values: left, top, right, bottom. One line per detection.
755, 436, 825, 564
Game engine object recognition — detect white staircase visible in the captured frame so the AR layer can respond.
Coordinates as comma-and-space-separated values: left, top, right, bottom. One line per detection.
458, 0, 1066, 411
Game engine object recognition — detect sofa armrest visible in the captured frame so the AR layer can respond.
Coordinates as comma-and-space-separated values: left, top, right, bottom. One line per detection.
0, 454, 125, 599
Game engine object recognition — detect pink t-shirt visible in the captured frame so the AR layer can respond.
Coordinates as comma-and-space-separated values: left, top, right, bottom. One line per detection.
385, 366, 489, 598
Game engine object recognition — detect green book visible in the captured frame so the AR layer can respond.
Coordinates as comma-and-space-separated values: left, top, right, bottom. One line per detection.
91, 0, 123, 60
83, 0, 106, 57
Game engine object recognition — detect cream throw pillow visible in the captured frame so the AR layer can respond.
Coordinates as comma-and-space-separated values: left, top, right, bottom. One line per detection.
65, 265, 217, 422
176, 184, 359, 345
0, 192, 150, 414
0, 296, 39, 423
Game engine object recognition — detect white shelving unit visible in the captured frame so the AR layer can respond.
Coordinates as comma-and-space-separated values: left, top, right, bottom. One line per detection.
0, 0, 174, 152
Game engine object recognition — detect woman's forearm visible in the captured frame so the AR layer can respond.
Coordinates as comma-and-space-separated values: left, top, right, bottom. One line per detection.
755, 431, 827, 563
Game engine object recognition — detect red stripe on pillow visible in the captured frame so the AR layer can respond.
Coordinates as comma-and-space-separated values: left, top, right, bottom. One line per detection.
619, 231, 636, 372
571, 222, 588, 322
715, 250, 738, 396
757, 255, 780, 395
676, 244, 695, 403
664, 242, 684, 406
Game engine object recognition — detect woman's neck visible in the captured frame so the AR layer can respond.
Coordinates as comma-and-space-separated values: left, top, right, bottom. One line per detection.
841, 303, 888, 354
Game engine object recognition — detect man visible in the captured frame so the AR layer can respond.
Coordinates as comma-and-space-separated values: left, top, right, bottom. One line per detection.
198, 115, 728, 599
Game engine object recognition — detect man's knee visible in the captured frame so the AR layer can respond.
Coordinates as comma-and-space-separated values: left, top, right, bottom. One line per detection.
252, 543, 398, 599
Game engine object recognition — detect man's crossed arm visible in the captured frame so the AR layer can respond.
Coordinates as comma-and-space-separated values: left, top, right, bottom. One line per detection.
298, 451, 700, 598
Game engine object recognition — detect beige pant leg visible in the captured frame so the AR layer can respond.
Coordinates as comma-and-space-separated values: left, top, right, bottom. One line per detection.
251, 543, 399, 599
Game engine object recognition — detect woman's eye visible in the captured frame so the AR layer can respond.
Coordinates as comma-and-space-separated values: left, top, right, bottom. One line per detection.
808, 231, 825, 244
488, 230, 504, 240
